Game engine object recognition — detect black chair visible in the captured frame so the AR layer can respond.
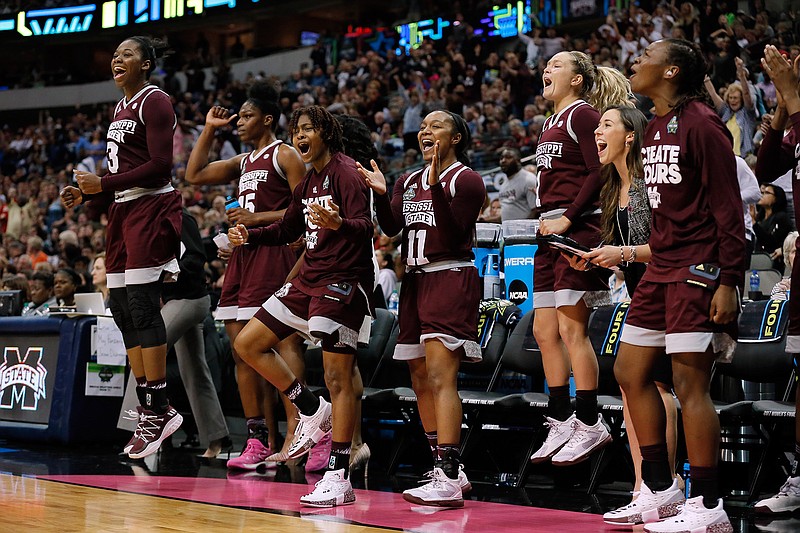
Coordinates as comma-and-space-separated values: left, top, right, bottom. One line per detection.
712, 299, 795, 501
586, 302, 638, 493
383, 306, 515, 475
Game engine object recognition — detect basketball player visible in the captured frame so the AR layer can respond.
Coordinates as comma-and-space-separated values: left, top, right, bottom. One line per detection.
752, 45, 800, 515
185, 81, 306, 469
531, 51, 617, 466
62, 36, 183, 459
228, 105, 374, 507
609, 40, 743, 533
359, 110, 485, 508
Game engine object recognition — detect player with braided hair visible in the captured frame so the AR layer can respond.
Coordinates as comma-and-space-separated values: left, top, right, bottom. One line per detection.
608, 39, 743, 532
185, 80, 307, 470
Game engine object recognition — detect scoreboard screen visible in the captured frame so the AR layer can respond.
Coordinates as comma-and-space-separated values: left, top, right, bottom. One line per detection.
0, 0, 262, 38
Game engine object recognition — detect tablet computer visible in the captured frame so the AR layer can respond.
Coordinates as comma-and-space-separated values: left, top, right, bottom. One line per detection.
539, 234, 592, 256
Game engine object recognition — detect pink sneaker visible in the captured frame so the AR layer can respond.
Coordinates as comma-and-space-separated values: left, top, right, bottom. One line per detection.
227, 438, 276, 470
305, 432, 332, 472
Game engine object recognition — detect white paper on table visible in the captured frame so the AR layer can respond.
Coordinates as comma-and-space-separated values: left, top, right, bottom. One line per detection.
94, 316, 127, 366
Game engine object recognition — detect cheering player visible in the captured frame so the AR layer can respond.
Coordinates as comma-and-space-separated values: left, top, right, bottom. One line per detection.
359, 110, 485, 508
229, 105, 374, 507
185, 81, 306, 469
62, 36, 183, 458
531, 51, 617, 466
608, 40, 743, 532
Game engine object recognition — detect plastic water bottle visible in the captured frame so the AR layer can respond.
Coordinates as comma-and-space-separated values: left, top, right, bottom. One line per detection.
749, 270, 760, 299
483, 253, 501, 299
225, 195, 241, 210
682, 460, 691, 499
388, 290, 399, 314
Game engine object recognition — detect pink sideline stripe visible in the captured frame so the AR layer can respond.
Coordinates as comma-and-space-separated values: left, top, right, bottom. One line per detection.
41, 474, 613, 532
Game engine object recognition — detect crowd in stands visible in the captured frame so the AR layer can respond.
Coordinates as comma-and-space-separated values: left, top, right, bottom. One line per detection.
0, 1, 798, 320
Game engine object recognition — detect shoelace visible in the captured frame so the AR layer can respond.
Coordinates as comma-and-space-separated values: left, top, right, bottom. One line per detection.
138, 412, 163, 442
542, 420, 569, 443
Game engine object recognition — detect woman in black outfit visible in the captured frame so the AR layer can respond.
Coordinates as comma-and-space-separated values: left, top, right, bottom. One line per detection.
754, 183, 794, 272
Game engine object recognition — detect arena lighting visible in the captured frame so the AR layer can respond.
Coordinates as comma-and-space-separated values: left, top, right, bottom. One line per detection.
0, 0, 261, 37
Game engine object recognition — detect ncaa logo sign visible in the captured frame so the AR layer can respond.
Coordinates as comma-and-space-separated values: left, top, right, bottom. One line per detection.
507, 279, 528, 305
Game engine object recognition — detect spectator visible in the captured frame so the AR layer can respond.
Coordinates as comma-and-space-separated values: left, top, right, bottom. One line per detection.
54, 267, 81, 307
21, 271, 56, 316
754, 183, 794, 273
770, 231, 798, 299
705, 59, 758, 156
496, 148, 537, 221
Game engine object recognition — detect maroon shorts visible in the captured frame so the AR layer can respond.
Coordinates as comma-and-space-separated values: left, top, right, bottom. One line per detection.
105, 190, 181, 289
254, 277, 370, 351
621, 275, 738, 355
394, 266, 482, 361
533, 216, 608, 309
217, 243, 297, 321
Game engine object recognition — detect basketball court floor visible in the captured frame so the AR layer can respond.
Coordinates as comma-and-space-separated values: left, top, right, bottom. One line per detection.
0, 427, 797, 532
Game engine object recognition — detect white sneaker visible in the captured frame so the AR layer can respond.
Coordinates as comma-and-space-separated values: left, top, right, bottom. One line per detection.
530, 414, 576, 464
754, 476, 800, 515
551, 414, 612, 465
644, 496, 733, 533
403, 467, 464, 508
458, 465, 472, 493
299, 468, 356, 507
603, 479, 685, 525
287, 397, 332, 459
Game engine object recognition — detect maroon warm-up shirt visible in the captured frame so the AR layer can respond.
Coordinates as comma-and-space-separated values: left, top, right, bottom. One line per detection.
642, 100, 745, 287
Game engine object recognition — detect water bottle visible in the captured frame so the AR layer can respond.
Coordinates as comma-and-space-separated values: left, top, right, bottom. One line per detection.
225, 195, 241, 211
749, 270, 760, 300
388, 290, 399, 315
682, 460, 691, 499
483, 253, 501, 299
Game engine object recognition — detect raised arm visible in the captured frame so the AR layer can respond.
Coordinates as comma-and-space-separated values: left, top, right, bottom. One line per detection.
185, 105, 243, 186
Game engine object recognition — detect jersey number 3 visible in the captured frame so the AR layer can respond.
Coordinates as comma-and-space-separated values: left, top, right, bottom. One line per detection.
406, 229, 428, 266
106, 141, 119, 173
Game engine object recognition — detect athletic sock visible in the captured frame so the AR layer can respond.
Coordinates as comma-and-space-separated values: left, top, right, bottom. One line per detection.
640, 443, 672, 492
135, 375, 147, 406
690, 465, 719, 508
575, 389, 598, 425
436, 444, 461, 480
330, 441, 351, 478
282, 379, 320, 416
145, 378, 168, 414
425, 431, 438, 462
547, 384, 572, 421
246, 417, 268, 445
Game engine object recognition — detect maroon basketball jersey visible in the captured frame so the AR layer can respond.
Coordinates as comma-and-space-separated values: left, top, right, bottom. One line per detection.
535, 100, 601, 213
642, 100, 744, 286
107, 85, 176, 188
249, 152, 374, 289
395, 162, 484, 266
236, 140, 292, 216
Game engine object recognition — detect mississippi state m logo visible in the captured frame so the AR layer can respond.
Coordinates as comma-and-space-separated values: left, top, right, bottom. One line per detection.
0, 347, 48, 411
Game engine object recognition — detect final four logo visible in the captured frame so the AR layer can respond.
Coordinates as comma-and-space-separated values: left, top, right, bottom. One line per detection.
0, 347, 48, 411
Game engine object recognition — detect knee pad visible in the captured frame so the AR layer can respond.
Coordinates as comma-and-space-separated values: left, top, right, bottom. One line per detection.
321, 329, 357, 355
109, 287, 139, 349
127, 282, 166, 348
